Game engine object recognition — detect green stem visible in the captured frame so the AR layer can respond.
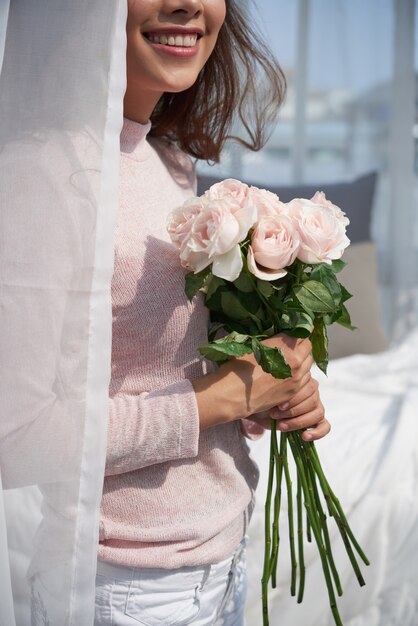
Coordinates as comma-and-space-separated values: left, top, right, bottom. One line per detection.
306, 512, 312, 543
296, 474, 306, 603
282, 434, 297, 596
288, 434, 343, 626
309, 444, 369, 566
302, 443, 342, 596
261, 430, 275, 626
244, 266, 282, 329
308, 442, 369, 585
269, 421, 284, 587
295, 259, 305, 285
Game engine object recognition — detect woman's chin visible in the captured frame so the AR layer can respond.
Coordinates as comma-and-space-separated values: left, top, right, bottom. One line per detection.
164, 79, 198, 94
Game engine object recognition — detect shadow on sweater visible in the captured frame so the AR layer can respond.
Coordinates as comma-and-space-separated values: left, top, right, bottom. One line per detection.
110, 235, 212, 397
150, 137, 196, 193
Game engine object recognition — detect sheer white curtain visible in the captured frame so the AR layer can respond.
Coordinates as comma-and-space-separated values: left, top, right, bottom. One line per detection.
0, 2, 126, 625
198, 0, 418, 341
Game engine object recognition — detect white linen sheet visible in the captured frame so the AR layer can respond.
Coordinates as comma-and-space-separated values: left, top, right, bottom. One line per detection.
246, 330, 418, 626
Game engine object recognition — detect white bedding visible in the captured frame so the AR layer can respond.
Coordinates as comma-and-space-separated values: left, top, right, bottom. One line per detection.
246, 330, 418, 626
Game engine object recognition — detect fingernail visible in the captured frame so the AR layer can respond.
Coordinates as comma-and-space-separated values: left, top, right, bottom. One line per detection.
278, 421, 288, 431
270, 409, 279, 419
304, 432, 313, 440
278, 402, 289, 411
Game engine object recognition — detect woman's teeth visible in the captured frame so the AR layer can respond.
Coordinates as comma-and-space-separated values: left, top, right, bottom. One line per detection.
146, 34, 198, 47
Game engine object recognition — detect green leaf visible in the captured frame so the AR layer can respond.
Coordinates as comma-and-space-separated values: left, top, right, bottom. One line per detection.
251, 338, 292, 379
208, 309, 259, 336
271, 283, 287, 295
336, 304, 357, 330
340, 284, 353, 303
293, 280, 337, 314
322, 310, 341, 325
222, 331, 251, 344
236, 289, 265, 316
220, 292, 251, 320
263, 324, 276, 338
205, 278, 230, 313
280, 310, 314, 338
269, 294, 286, 311
185, 267, 211, 301
268, 284, 287, 310
198, 332, 252, 364
284, 301, 315, 322
206, 275, 227, 301
256, 279, 274, 299
311, 318, 328, 375
310, 265, 342, 307
219, 290, 265, 328
233, 272, 255, 293
330, 259, 347, 273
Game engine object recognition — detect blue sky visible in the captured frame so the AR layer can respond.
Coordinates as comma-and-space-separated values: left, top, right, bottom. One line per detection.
249, 0, 417, 93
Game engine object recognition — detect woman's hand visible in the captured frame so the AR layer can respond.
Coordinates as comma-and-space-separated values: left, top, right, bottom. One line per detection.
193, 334, 315, 430
246, 377, 330, 442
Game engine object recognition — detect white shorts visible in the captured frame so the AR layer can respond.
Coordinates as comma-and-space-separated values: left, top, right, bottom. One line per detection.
94, 538, 247, 626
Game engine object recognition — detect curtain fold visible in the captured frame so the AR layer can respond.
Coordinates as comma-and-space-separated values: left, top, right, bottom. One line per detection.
0, 1, 126, 624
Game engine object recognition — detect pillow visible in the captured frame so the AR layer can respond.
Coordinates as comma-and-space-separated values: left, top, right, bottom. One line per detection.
327, 241, 388, 358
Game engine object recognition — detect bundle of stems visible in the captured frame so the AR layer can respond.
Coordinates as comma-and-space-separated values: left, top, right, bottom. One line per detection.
261, 422, 370, 626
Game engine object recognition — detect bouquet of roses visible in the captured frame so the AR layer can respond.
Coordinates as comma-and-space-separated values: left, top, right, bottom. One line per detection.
167, 179, 369, 626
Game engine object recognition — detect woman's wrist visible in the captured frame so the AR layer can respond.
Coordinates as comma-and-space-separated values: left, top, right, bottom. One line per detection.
191, 364, 248, 430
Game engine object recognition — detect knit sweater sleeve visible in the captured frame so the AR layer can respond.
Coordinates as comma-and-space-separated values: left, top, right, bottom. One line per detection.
105, 381, 201, 475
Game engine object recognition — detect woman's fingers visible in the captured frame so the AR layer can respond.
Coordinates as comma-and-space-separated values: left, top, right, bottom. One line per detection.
270, 378, 319, 419
301, 418, 331, 441
248, 412, 330, 440
270, 377, 319, 416
276, 402, 324, 431
264, 375, 330, 440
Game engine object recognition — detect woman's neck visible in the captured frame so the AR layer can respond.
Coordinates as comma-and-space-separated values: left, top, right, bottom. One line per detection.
123, 87, 162, 124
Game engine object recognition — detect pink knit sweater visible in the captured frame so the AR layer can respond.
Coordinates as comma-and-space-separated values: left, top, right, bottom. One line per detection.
98, 118, 260, 569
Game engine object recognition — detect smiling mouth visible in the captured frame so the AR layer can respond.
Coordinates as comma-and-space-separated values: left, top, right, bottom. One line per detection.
143, 32, 201, 48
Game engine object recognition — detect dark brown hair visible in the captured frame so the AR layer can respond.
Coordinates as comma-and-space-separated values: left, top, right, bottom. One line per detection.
149, 1, 286, 162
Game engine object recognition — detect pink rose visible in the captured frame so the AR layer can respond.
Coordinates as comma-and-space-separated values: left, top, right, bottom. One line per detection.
310, 191, 350, 226
288, 198, 350, 264
169, 195, 252, 281
204, 178, 249, 206
248, 185, 286, 218
167, 196, 205, 248
247, 214, 300, 281
205, 178, 257, 240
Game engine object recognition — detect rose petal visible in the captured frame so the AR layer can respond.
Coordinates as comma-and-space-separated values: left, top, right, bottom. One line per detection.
180, 249, 211, 273
247, 246, 288, 281
207, 207, 241, 256
211, 245, 243, 282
